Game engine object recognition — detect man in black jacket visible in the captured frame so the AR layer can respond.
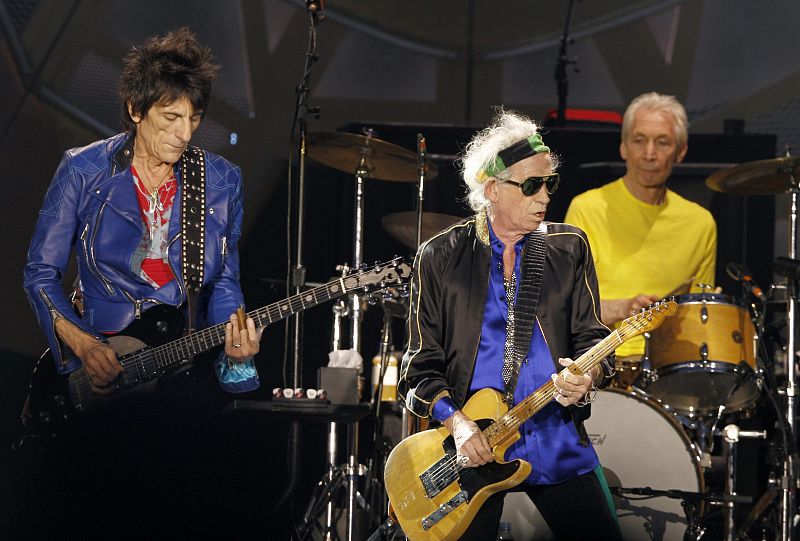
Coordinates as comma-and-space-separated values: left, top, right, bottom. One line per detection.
398, 109, 621, 540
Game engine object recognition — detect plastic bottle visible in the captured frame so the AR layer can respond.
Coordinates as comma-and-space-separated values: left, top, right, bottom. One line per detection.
497, 521, 515, 540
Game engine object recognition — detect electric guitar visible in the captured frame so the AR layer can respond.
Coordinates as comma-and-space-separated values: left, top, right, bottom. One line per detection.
21, 258, 410, 439
384, 301, 677, 541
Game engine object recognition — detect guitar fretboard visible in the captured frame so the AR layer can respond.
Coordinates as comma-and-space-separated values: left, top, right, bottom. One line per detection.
118, 277, 356, 384
483, 311, 661, 448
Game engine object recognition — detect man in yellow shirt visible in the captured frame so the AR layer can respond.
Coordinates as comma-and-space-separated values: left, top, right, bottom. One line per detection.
565, 92, 717, 358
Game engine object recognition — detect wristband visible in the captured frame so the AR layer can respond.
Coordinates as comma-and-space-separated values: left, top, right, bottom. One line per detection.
431, 396, 458, 422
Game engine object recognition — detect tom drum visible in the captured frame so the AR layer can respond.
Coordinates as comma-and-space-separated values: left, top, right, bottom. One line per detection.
646, 293, 759, 416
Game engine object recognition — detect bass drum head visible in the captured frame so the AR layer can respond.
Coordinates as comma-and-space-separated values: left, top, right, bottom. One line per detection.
587, 388, 704, 540
500, 388, 703, 540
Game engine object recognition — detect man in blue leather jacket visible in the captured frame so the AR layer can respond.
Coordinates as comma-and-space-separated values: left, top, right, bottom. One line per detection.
24, 27, 261, 395
20, 28, 262, 536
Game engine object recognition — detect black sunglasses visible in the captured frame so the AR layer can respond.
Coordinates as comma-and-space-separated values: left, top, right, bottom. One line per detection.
503, 173, 560, 196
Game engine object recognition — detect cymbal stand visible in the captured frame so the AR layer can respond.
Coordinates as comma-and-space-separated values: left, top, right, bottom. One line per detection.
323, 292, 349, 540
781, 153, 799, 541
400, 134, 429, 443
341, 141, 373, 541
722, 424, 768, 541
414, 133, 427, 250
363, 300, 395, 535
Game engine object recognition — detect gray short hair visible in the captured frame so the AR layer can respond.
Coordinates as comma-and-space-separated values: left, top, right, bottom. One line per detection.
622, 92, 688, 149
460, 109, 556, 214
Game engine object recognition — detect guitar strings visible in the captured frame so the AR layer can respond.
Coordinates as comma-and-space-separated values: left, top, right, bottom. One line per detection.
419, 313, 655, 488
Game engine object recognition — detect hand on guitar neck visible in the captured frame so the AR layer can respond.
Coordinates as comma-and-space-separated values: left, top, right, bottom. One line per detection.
443, 410, 494, 468
223, 307, 264, 361
54, 318, 122, 394
551, 358, 598, 407
56, 306, 265, 394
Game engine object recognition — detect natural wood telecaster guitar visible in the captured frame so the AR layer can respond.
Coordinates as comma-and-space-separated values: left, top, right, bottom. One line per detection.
384, 301, 677, 541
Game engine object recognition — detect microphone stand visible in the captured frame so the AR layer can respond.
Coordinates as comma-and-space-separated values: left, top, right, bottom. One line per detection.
275, 3, 322, 534
553, 0, 579, 126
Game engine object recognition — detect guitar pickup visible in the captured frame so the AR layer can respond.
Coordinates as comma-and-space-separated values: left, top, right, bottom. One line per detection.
419, 454, 459, 498
421, 490, 468, 530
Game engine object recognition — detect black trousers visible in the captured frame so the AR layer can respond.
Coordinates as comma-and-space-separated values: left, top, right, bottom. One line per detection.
458, 468, 622, 541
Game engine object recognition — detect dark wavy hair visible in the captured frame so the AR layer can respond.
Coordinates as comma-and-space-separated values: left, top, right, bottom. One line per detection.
118, 27, 219, 132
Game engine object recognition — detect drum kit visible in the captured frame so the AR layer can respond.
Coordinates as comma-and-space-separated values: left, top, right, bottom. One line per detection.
571, 155, 800, 541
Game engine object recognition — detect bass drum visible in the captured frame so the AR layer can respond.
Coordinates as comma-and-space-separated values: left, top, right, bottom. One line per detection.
501, 388, 704, 541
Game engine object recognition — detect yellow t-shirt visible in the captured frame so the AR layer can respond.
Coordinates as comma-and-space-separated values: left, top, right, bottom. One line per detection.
564, 178, 717, 356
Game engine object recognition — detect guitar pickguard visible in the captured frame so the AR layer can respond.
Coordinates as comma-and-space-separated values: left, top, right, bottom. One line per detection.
415, 418, 525, 530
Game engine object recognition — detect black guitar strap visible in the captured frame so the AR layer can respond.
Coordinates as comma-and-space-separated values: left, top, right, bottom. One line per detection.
180, 146, 206, 332
502, 229, 547, 405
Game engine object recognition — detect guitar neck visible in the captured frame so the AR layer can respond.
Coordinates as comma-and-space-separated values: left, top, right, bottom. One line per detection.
484, 320, 648, 448
119, 278, 353, 375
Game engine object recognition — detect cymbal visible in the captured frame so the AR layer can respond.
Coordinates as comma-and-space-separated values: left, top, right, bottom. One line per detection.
307, 132, 438, 182
706, 156, 800, 195
382, 211, 462, 249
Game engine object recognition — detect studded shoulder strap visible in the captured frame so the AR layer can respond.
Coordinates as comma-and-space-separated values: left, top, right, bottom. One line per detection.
180, 146, 206, 332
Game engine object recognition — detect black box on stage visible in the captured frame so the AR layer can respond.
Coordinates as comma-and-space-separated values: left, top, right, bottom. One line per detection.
317, 367, 358, 405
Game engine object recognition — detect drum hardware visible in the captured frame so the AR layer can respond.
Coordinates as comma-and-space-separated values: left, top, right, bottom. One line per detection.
307, 125, 435, 540
610, 487, 754, 541
306, 131, 439, 182
722, 424, 769, 541
585, 388, 706, 540
645, 293, 761, 418
708, 154, 800, 541
736, 488, 780, 541
364, 134, 434, 541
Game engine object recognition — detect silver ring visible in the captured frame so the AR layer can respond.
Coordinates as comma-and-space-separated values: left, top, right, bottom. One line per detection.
457, 454, 469, 467
233, 343, 241, 348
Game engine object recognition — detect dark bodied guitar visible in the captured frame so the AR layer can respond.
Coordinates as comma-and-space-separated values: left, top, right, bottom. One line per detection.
21, 258, 410, 440
384, 301, 677, 541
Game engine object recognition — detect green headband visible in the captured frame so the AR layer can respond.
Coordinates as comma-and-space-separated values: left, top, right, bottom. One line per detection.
479, 133, 550, 181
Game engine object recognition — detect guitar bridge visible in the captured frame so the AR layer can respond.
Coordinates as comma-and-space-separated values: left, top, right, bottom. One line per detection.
421, 490, 468, 530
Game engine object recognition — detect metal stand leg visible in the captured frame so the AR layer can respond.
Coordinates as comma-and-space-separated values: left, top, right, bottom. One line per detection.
782, 159, 799, 541
723, 424, 769, 541
324, 422, 339, 540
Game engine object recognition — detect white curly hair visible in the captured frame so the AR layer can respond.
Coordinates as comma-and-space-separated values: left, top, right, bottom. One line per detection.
459, 108, 558, 214
622, 92, 688, 149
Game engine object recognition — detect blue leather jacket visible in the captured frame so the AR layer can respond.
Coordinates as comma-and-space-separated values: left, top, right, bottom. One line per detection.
23, 132, 259, 392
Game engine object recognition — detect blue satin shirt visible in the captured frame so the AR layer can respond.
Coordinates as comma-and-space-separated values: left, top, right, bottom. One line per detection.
469, 221, 598, 484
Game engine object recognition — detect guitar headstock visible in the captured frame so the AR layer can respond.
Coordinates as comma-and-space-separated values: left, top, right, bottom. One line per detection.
619, 300, 678, 338
343, 257, 412, 293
